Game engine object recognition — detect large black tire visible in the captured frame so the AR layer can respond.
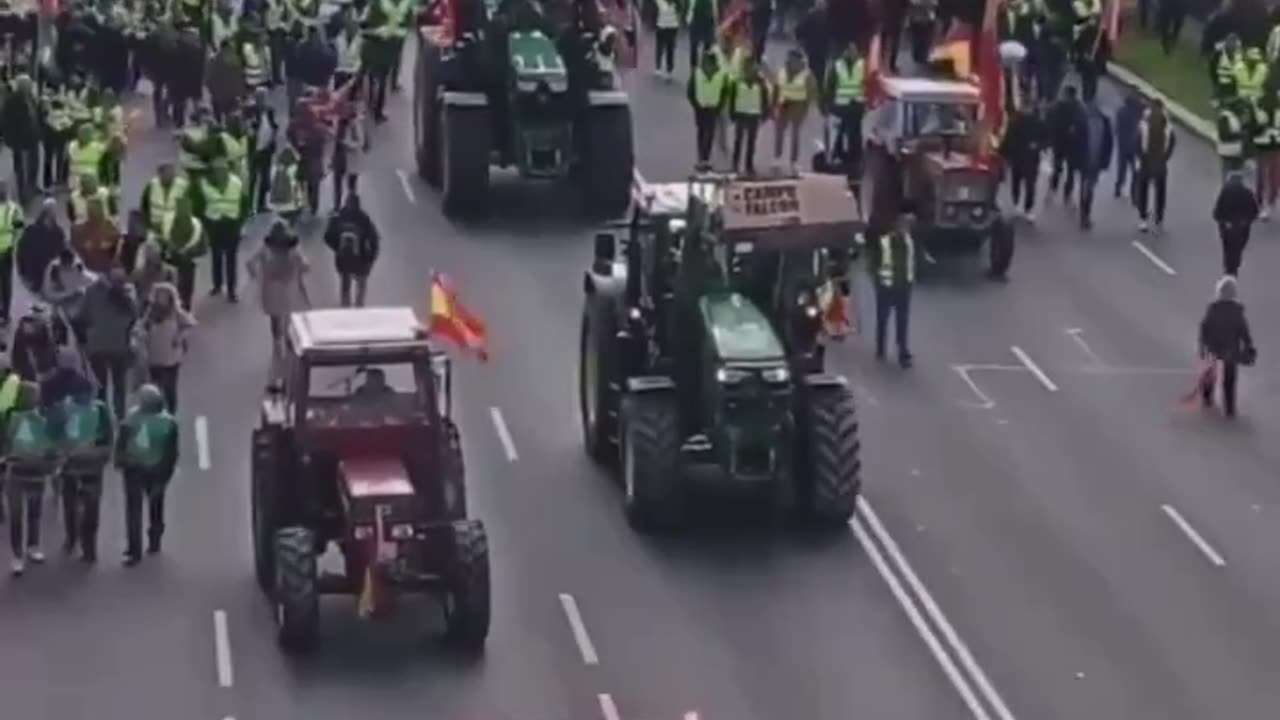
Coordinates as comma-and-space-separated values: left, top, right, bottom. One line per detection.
579, 297, 619, 465
440, 102, 491, 219
251, 430, 277, 592
443, 519, 490, 651
415, 40, 442, 187
273, 527, 319, 653
440, 419, 468, 520
988, 217, 1014, 280
577, 103, 634, 219
620, 391, 682, 531
798, 384, 862, 527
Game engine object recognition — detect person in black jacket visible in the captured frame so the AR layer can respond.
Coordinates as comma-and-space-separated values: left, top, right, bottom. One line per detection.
1074, 98, 1113, 230
1198, 275, 1255, 417
3, 75, 41, 201
324, 191, 379, 308
1047, 84, 1085, 204
1213, 171, 1259, 276
1001, 103, 1047, 221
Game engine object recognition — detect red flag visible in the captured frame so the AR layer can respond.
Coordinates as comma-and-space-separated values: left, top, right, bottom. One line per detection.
865, 32, 885, 105
717, 0, 750, 45
430, 272, 490, 362
1103, 0, 1122, 48
976, 3, 1004, 159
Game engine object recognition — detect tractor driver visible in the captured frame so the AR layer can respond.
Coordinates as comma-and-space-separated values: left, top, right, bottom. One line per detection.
352, 367, 394, 400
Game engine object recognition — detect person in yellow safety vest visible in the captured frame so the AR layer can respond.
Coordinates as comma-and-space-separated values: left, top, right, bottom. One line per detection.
241, 35, 271, 91
210, 4, 237, 53
1071, 0, 1101, 44
687, 49, 727, 170
0, 358, 16, 523
65, 78, 92, 133
41, 84, 75, 189
823, 42, 866, 173
68, 175, 116, 226
1256, 92, 1280, 219
66, 124, 104, 196
1237, 47, 1268, 108
4, 381, 57, 576
177, 108, 211, 182
0, 181, 24, 326
727, 54, 770, 174
867, 208, 916, 368
1213, 34, 1245, 103
94, 92, 128, 194
199, 159, 245, 302
774, 48, 817, 172
1218, 100, 1247, 179
219, 121, 249, 186
267, 145, 303, 223
158, 196, 208, 311
333, 14, 364, 90
363, 0, 414, 119
141, 163, 190, 241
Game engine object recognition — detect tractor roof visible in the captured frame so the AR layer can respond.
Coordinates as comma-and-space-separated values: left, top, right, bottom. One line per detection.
632, 172, 863, 246
289, 307, 434, 361
880, 76, 981, 104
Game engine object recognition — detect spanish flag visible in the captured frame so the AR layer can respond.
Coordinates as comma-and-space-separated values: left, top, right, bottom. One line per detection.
818, 278, 854, 340
430, 272, 490, 362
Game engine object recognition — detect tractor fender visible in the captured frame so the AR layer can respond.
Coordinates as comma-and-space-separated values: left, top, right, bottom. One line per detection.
625, 376, 676, 394
801, 373, 849, 389
440, 91, 488, 107
587, 90, 629, 107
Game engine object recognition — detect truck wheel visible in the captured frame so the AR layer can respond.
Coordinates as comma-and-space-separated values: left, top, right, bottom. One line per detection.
620, 392, 682, 531
251, 432, 276, 592
579, 299, 619, 466
441, 419, 468, 520
577, 104, 634, 219
415, 41, 443, 187
988, 218, 1014, 280
440, 103, 490, 219
799, 385, 861, 527
442, 519, 491, 651
273, 527, 319, 653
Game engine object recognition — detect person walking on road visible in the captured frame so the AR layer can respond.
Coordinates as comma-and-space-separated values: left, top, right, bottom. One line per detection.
1213, 171, 1259, 277
3, 382, 56, 576
1113, 92, 1144, 203
248, 220, 311, 362
1001, 103, 1047, 221
158, 196, 208, 311
653, 0, 679, 78
1048, 84, 1085, 204
116, 383, 180, 565
324, 192, 379, 308
83, 262, 139, 419
868, 208, 916, 369
57, 374, 114, 563
688, 49, 727, 171
0, 182, 25, 327
773, 49, 817, 173
1198, 275, 1256, 418
1137, 99, 1176, 233
1074, 98, 1113, 231
199, 158, 246, 302
134, 282, 193, 413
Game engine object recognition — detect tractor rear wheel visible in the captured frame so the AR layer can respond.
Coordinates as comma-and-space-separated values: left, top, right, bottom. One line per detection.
579, 298, 619, 465
415, 42, 443, 187
251, 433, 276, 592
577, 104, 634, 219
273, 527, 319, 653
441, 419, 468, 520
988, 217, 1014, 280
621, 391, 682, 531
798, 384, 861, 527
440, 102, 490, 219
442, 519, 491, 651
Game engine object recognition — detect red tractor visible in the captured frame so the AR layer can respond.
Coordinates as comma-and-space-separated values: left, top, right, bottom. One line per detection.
251, 307, 489, 653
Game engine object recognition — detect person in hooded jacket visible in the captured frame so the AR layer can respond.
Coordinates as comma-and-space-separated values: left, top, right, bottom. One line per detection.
1213, 170, 1259, 276
16, 198, 68, 298
82, 262, 138, 419
1048, 84, 1086, 204
3, 381, 56, 576
324, 190, 379, 307
1072, 98, 1113, 230
3, 74, 41, 201
10, 309, 60, 384
1113, 91, 1144, 203
1001, 103, 1047, 221
1198, 274, 1255, 417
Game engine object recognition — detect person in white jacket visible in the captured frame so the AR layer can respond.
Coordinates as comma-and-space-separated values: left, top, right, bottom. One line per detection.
133, 282, 194, 413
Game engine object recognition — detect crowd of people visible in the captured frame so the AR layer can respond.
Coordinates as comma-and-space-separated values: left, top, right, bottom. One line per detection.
0, 0, 392, 576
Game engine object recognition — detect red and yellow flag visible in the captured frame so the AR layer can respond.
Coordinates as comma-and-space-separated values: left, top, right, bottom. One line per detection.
430, 272, 490, 362
976, 2, 1005, 160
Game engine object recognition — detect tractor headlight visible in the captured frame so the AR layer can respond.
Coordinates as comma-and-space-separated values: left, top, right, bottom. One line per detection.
390, 524, 416, 540
716, 367, 749, 384
943, 205, 958, 219
805, 305, 820, 318
517, 79, 537, 93
353, 525, 374, 540
761, 367, 790, 384
971, 206, 985, 219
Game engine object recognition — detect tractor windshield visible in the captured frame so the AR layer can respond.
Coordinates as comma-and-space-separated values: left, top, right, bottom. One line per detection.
700, 292, 785, 362
906, 101, 978, 139
304, 362, 429, 427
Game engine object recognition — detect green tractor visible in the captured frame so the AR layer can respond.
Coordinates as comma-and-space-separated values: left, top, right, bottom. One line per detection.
413, 0, 634, 219
579, 172, 866, 531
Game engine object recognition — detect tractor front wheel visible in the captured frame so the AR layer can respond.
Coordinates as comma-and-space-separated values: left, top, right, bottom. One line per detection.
621, 391, 682, 531
988, 217, 1014, 280
577, 104, 634, 219
442, 519, 491, 651
440, 102, 491, 219
273, 527, 319, 653
798, 384, 862, 527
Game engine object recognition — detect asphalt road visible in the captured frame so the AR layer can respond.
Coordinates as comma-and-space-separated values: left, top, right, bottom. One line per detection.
6, 28, 1280, 720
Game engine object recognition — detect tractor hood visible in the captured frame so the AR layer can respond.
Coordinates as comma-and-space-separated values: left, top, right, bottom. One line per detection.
699, 292, 786, 365
923, 150, 994, 173
339, 457, 416, 502
508, 30, 568, 93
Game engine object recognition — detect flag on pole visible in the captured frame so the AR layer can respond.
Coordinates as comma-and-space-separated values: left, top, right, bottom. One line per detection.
429, 272, 490, 362
1102, 0, 1122, 48
930, 23, 975, 78
976, 0, 1005, 160
357, 506, 390, 619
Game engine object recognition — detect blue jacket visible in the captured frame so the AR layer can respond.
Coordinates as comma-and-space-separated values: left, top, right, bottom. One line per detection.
1115, 97, 1145, 157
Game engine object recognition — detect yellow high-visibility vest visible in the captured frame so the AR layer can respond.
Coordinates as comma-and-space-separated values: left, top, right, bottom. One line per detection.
201, 175, 244, 221
777, 69, 811, 103
0, 202, 22, 254
878, 232, 916, 286
1237, 61, 1268, 101
832, 58, 865, 106
222, 133, 248, 180
243, 44, 269, 87
733, 79, 764, 116
693, 68, 726, 109
145, 176, 189, 228
68, 139, 105, 189
337, 33, 363, 73
160, 212, 205, 254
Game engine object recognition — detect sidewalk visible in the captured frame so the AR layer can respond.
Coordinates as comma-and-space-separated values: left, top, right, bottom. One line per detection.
1107, 22, 1216, 143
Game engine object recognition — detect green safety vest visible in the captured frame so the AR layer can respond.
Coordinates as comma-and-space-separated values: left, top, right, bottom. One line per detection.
146, 176, 189, 228
0, 201, 22, 253
161, 212, 205, 255
0, 374, 19, 413
777, 69, 811, 103
243, 44, 269, 87
372, 0, 412, 37
877, 232, 916, 287
202, 175, 244, 220
69, 139, 105, 187
832, 58, 865, 106
179, 128, 208, 171
124, 412, 176, 469
693, 68, 726, 109
7, 409, 52, 460
733, 78, 764, 116
1237, 61, 1267, 101
61, 400, 106, 451
1219, 110, 1244, 158
222, 133, 248, 179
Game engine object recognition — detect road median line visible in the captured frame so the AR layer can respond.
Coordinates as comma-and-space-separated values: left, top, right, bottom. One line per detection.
1010, 346, 1059, 392
1130, 241, 1178, 276
559, 592, 600, 665
597, 692, 622, 720
1161, 504, 1227, 567
195, 416, 211, 471
395, 169, 417, 205
213, 609, 234, 688
489, 407, 518, 462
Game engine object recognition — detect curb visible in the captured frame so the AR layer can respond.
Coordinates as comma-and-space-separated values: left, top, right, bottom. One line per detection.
1107, 61, 1216, 143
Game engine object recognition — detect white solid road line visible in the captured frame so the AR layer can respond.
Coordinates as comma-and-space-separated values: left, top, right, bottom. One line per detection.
213, 610, 234, 688
1064, 328, 1104, 366
1010, 346, 1059, 393
558, 592, 601, 665
489, 407, 518, 462
851, 515, 992, 720
951, 365, 998, 410
195, 416, 211, 471
598, 693, 622, 720
1161, 505, 1227, 567
395, 169, 417, 205
857, 498, 1017, 720
1131, 241, 1178, 275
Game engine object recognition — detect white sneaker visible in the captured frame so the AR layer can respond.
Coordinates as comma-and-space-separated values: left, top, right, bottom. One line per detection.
10, 558, 24, 576
1138, 220, 1149, 233
27, 548, 44, 564
1025, 209, 1037, 223
1262, 208, 1272, 222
